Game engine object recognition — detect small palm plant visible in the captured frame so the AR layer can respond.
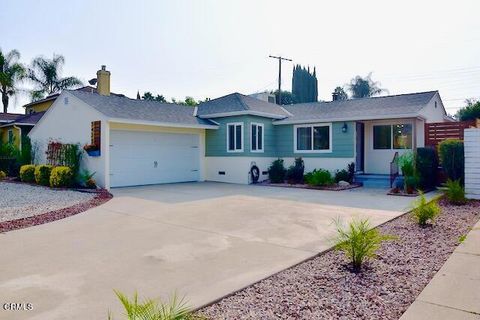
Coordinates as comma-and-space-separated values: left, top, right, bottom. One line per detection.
411, 193, 441, 226
334, 218, 393, 272
109, 290, 201, 320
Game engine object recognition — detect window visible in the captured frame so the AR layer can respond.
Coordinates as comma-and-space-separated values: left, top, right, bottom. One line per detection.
373, 123, 412, 150
7, 129, 14, 144
294, 124, 331, 153
227, 123, 243, 152
251, 123, 264, 152
373, 125, 391, 149
393, 124, 412, 149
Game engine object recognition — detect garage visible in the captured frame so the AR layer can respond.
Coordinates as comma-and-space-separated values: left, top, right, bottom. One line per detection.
109, 130, 201, 187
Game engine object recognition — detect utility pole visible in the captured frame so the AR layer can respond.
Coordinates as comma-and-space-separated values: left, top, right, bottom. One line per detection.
269, 55, 292, 105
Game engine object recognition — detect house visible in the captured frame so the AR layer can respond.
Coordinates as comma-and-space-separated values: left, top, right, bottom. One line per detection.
0, 112, 46, 149
29, 66, 450, 189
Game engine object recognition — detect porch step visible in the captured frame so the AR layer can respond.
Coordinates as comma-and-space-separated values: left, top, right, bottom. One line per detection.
355, 174, 390, 188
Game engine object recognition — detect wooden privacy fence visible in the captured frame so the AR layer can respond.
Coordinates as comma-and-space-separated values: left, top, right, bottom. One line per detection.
425, 120, 477, 147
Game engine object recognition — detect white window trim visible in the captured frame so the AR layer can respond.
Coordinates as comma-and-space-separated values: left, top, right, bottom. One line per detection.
293, 123, 332, 153
226, 122, 244, 153
250, 122, 264, 153
372, 123, 413, 150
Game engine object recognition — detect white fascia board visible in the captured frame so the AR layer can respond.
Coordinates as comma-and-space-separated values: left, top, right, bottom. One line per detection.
272, 113, 426, 125
198, 110, 287, 119
108, 118, 219, 129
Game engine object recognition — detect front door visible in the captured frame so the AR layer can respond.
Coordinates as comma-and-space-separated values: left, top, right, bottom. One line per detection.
356, 122, 364, 172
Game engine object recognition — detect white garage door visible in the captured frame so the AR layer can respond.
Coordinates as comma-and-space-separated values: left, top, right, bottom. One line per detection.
110, 130, 200, 187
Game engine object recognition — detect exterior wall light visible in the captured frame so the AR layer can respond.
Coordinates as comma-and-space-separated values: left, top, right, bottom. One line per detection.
342, 122, 348, 133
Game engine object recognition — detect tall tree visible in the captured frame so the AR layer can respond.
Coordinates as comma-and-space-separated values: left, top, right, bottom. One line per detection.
292, 64, 318, 103
272, 90, 295, 105
142, 91, 167, 102
28, 54, 82, 101
348, 73, 387, 98
0, 48, 25, 113
332, 86, 348, 100
456, 99, 480, 121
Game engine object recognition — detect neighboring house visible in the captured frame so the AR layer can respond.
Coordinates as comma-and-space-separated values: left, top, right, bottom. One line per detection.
29, 66, 450, 189
0, 113, 23, 147
0, 112, 46, 149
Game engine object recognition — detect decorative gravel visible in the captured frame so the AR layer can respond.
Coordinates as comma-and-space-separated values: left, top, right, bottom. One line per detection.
0, 181, 101, 224
198, 199, 480, 320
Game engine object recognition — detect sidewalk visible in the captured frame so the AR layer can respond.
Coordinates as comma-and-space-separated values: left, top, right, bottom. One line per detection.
400, 220, 480, 320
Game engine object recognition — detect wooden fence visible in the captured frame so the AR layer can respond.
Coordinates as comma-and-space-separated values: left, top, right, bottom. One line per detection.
425, 120, 477, 147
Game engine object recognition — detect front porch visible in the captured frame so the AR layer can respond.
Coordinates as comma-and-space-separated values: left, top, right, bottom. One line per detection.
353, 118, 423, 187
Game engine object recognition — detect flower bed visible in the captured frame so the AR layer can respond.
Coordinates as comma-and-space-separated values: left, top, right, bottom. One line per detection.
197, 199, 480, 320
259, 181, 362, 191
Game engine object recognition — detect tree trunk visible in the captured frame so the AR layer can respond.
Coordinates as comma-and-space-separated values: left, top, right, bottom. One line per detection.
2, 92, 8, 113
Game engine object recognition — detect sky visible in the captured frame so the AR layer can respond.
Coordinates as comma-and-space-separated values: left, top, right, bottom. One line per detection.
2, 0, 480, 115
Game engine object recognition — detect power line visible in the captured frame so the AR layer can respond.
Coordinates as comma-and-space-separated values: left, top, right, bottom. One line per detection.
269, 55, 292, 105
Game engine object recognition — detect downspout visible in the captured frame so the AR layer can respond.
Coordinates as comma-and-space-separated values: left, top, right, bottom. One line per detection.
13, 125, 22, 150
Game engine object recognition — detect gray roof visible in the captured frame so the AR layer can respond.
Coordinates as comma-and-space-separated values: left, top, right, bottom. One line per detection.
67, 90, 216, 127
276, 91, 438, 124
197, 93, 289, 119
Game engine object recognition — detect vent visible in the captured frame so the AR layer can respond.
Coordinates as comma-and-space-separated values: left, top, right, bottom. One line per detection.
262, 171, 268, 175
218, 171, 226, 175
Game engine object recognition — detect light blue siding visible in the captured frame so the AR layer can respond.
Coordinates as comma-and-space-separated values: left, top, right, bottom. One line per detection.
205, 115, 276, 157
274, 121, 355, 158
206, 117, 354, 158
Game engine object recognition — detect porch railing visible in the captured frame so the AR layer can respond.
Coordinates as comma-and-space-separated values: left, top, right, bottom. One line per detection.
390, 152, 399, 188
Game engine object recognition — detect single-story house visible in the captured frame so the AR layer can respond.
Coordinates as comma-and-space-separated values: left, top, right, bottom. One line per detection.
29, 66, 450, 189
0, 112, 45, 149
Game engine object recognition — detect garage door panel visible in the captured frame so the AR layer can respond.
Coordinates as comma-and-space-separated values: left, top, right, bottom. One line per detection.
110, 130, 200, 187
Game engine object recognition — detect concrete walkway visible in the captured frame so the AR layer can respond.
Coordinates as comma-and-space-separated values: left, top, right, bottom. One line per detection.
400, 219, 480, 320
0, 182, 426, 320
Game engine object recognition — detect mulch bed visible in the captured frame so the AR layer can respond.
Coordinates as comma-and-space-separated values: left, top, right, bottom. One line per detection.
387, 188, 436, 197
259, 182, 363, 191
0, 189, 112, 233
197, 199, 480, 320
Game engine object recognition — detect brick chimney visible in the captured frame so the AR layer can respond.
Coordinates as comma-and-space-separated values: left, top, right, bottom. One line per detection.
96, 65, 110, 96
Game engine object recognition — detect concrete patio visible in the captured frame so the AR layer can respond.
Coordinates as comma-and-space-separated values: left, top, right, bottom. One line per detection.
0, 182, 423, 320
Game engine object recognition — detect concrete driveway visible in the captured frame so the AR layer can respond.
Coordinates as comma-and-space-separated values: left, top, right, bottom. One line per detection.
0, 182, 421, 320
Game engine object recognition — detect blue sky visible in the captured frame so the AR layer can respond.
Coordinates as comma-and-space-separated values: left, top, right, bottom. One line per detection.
2, 0, 480, 114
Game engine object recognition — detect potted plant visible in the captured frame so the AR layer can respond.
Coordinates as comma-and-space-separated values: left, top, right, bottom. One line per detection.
83, 144, 100, 157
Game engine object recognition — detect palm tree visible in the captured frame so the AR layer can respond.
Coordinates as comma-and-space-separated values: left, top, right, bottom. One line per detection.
348, 73, 387, 99
0, 48, 25, 113
28, 54, 82, 101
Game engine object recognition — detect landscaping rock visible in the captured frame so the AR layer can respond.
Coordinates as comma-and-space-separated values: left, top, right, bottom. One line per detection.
338, 180, 350, 187
198, 199, 480, 320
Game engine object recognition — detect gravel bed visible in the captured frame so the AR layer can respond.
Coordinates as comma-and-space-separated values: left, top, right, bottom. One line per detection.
0, 181, 96, 223
198, 199, 480, 320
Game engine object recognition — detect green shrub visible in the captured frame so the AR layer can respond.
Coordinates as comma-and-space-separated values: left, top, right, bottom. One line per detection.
19, 164, 36, 182
0, 170, 6, 180
79, 169, 97, 189
50, 166, 74, 188
415, 147, 438, 189
347, 162, 355, 183
110, 290, 196, 320
268, 159, 286, 183
334, 218, 394, 272
397, 151, 415, 177
285, 157, 304, 184
304, 169, 333, 186
334, 169, 350, 183
34, 165, 53, 186
438, 139, 464, 183
404, 174, 419, 193
411, 193, 441, 226
442, 179, 467, 205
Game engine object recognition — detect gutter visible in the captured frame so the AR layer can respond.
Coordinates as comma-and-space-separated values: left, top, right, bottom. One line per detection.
108, 118, 219, 129
272, 113, 427, 125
